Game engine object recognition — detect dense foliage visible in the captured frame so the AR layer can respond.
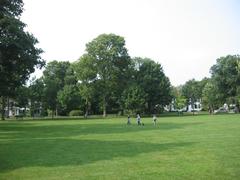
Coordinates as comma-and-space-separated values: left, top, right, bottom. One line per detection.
0, 0, 44, 120
210, 55, 240, 105
8, 34, 172, 117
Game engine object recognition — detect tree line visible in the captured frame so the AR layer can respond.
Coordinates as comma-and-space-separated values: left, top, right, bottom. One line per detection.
1, 1, 239, 120
173, 55, 240, 113
13, 34, 172, 118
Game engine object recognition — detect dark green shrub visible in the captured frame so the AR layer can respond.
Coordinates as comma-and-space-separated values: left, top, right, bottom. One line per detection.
69, 110, 83, 116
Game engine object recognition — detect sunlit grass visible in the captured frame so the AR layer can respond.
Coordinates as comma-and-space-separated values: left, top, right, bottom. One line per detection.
0, 114, 240, 179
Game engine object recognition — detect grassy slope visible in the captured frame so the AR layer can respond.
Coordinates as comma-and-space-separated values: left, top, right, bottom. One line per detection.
0, 114, 240, 180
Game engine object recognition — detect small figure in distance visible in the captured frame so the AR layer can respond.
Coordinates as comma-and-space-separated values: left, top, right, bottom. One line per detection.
127, 115, 131, 125
136, 114, 144, 126
153, 114, 157, 126
137, 114, 141, 126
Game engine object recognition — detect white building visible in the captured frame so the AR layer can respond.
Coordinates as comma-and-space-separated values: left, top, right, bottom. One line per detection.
188, 99, 202, 112
4, 99, 29, 117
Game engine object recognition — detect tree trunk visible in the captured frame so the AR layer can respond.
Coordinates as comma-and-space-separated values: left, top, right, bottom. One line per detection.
103, 96, 106, 117
1, 97, 6, 120
103, 107, 106, 117
85, 109, 88, 118
7, 97, 10, 118
52, 109, 54, 119
55, 107, 58, 117
85, 99, 89, 118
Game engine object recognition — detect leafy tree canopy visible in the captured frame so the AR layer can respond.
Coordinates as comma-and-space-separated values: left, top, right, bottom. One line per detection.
0, 0, 44, 120
210, 55, 240, 101
84, 33, 131, 116
0, 0, 24, 17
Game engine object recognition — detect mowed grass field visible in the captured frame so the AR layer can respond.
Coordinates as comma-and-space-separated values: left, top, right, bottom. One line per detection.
0, 114, 240, 180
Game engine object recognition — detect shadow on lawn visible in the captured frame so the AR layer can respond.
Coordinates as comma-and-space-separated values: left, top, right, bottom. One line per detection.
0, 121, 198, 172
0, 138, 195, 172
0, 122, 203, 140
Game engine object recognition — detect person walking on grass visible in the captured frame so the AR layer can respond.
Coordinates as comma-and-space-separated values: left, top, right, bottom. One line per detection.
127, 115, 131, 125
137, 114, 141, 125
153, 114, 157, 126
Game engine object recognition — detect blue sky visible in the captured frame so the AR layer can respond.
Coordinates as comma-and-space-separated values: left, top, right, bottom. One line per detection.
22, 0, 240, 86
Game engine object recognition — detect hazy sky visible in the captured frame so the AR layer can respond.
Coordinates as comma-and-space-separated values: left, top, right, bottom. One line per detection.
21, 0, 240, 86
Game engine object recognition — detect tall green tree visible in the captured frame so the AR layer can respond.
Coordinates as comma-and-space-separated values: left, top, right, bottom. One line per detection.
85, 34, 131, 117
15, 86, 29, 113
74, 54, 97, 117
42, 61, 71, 117
202, 81, 222, 113
57, 63, 80, 114
0, 0, 44, 120
29, 78, 45, 117
122, 84, 146, 114
210, 55, 240, 106
134, 57, 172, 113
57, 85, 82, 114
181, 79, 208, 110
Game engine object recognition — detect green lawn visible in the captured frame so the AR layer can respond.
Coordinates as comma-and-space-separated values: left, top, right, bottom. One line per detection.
0, 114, 240, 180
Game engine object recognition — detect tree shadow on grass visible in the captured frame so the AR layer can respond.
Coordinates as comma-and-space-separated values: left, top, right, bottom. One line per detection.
0, 122, 203, 140
0, 138, 195, 173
